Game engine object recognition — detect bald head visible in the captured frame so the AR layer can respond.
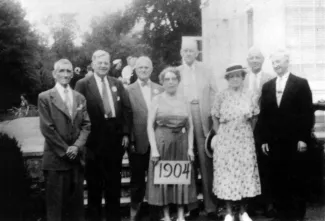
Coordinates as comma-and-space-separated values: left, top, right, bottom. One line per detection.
270, 49, 290, 76
91, 50, 110, 77
247, 46, 265, 74
180, 39, 199, 66
135, 56, 153, 82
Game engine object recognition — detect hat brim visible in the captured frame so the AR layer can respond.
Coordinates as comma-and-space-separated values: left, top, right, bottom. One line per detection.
205, 129, 216, 158
225, 68, 247, 75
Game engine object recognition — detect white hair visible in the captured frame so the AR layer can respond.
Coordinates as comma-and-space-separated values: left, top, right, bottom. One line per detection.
135, 56, 153, 68
92, 50, 110, 63
270, 48, 290, 61
53, 59, 72, 71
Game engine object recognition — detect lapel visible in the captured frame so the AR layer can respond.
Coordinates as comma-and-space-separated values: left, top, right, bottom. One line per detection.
49, 88, 71, 119
150, 82, 161, 99
87, 76, 105, 115
279, 73, 294, 108
194, 63, 204, 96
71, 90, 78, 122
107, 76, 118, 113
133, 82, 147, 110
269, 78, 278, 108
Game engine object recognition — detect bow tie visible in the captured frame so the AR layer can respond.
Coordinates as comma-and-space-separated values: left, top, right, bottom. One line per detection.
141, 81, 149, 87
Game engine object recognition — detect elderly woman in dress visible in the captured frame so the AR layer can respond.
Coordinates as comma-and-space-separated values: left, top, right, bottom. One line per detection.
146, 67, 197, 221
211, 64, 261, 221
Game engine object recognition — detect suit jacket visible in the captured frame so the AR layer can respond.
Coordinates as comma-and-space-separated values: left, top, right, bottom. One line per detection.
75, 75, 132, 156
177, 61, 218, 136
259, 73, 313, 145
127, 81, 164, 154
244, 70, 274, 97
38, 88, 91, 171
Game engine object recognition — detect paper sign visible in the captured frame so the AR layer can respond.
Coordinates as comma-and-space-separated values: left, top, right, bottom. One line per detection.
154, 161, 191, 185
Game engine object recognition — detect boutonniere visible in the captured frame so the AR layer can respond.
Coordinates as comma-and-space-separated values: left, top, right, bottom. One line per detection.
76, 104, 84, 111
117, 96, 120, 101
153, 89, 159, 94
112, 86, 117, 92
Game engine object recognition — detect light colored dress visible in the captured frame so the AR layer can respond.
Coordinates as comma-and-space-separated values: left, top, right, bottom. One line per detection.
211, 89, 261, 201
146, 94, 197, 206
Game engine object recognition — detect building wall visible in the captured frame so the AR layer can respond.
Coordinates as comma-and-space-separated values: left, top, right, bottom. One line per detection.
201, 0, 325, 101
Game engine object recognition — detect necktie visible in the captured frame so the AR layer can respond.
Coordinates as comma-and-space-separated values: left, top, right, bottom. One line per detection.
276, 77, 283, 106
64, 89, 72, 117
101, 78, 112, 117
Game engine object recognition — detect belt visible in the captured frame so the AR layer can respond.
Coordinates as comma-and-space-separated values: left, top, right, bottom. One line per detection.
190, 99, 199, 104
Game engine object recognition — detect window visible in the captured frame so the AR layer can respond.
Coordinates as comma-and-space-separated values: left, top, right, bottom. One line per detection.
285, 0, 325, 81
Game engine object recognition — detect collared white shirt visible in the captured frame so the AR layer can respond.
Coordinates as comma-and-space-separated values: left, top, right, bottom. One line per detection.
248, 71, 262, 92
183, 61, 198, 101
55, 83, 73, 115
137, 79, 151, 109
94, 73, 116, 117
276, 72, 290, 106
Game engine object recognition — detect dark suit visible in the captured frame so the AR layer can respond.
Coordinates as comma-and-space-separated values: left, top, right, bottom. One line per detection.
127, 81, 163, 218
75, 75, 132, 221
38, 87, 91, 221
259, 73, 313, 220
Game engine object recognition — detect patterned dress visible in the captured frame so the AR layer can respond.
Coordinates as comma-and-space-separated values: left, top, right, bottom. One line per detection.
211, 89, 261, 200
146, 94, 197, 206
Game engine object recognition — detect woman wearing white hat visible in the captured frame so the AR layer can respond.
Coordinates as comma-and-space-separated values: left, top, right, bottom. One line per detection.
211, 64, 261, 221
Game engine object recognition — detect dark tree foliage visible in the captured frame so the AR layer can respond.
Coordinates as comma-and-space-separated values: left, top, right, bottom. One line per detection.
0, 0, 41, 97
128, 0, 202, 68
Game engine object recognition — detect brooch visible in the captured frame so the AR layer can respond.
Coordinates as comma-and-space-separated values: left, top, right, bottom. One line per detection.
112, 86, 117, 92
117, 96, 120, 101
154, 89, 159, 94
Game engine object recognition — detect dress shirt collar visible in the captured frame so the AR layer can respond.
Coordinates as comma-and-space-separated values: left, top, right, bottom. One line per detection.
94, 73, 108, 83
137, 79, 151, 87
277, 71, 290, 80
183, 60, 197, 70
55, 83, 72, 95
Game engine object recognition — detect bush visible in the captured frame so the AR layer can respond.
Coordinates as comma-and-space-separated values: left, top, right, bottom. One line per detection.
0, 133, 31, 220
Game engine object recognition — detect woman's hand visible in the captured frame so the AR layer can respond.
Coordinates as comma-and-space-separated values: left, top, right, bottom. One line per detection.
188, 149, 195, 162
151, 152, 160, 166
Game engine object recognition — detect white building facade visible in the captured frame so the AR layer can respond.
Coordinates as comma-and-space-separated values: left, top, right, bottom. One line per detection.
200, 0, 325, 101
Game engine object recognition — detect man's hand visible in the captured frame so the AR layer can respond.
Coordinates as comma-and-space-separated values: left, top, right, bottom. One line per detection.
66, 146, 78, 160
261, 143, 269, 155
121, 135, 129, 149
129, 143, 136, 153
297, 141, 307, 152
188, 149, 195, 162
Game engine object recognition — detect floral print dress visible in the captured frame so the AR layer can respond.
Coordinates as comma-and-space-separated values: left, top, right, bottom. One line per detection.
211, 89, 261, 200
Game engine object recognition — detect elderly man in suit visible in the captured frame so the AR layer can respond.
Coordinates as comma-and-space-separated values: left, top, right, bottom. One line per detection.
245, 47, 274, 99
177, 39, 218, 217
75, 50, 132, 221
245, 47, 275, 216
259, 49, 313, 221
38, 59, 91, 221
127, 56, 164, 221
